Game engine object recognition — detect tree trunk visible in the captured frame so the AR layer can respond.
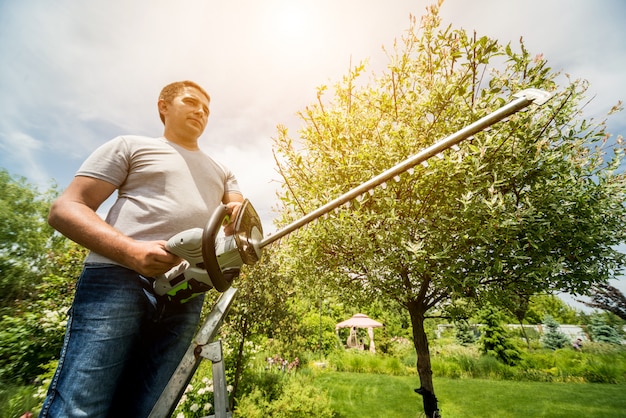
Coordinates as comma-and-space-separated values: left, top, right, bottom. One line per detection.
408, 300, 440, 418
518, 319, 531, 349
229, 316, 249, 411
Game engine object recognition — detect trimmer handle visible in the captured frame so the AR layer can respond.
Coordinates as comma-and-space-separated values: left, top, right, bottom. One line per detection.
202, 204, 235, 292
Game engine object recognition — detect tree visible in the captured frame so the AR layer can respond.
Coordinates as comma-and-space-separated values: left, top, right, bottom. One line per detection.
478, 305, 521, 365
454, 320, 476, 346
587, 314, 623, 344
0, 169, 85, 383
271, 2, 626, 416
580, 282, 626, 320
526, 294, 580, 325
541, 315, 570, 350
0, 169, 62, 310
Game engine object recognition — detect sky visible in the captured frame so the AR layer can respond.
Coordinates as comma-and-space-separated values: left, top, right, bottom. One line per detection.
1, 0, 625, 309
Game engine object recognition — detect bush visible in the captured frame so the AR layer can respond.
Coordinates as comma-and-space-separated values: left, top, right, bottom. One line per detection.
174, 375, 219, 417
426, 342, 626, 384
541, 315, 570, 350
326, 350, 413, 375
478, 305, 522, 366
234, 376, 335, 417
0, 271, 73, 385
583, 357, 622, 384
233, 388, 268, 418
588, 315, 623, 344
455, 321, 477, 346
236, 368, 287, 404
0, 383, 39, 418
0, 310, 65, 384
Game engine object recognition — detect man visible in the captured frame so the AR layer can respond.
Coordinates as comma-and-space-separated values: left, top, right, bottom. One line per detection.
40, 81, 243, 417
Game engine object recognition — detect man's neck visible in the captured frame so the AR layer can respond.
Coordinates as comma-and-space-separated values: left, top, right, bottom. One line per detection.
163, 131, 200, 150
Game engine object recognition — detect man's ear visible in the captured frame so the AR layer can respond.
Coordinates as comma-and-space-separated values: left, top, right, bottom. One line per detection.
158, 99, 168, 118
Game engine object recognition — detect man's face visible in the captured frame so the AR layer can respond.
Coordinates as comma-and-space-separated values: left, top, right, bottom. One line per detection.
160, 86, 210, 139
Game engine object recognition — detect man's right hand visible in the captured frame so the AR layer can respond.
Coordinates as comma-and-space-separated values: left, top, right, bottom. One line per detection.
124, 240, 183, 278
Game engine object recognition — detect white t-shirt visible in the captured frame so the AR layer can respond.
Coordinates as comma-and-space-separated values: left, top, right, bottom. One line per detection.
76, 135, 241, 265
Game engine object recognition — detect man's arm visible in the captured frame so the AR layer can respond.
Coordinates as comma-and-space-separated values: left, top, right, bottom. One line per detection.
48, 176, 182, 277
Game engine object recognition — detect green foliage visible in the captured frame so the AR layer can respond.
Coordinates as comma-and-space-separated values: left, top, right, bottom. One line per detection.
526, 295, 580, 325
236, 366, 288, 404
174, 372, 218, 417
234, 376, 335, 418
455, 321, 477, 346
429, 341, 626, 384
0, 241, 84, 384
0, 170, 84, 384
0, 383, 39, 418
271, 0, 626, 399
588, 314, 623, 344
292, 304, 342, 355
0, 310, 66, 384
477, 305, 522, 365
212, 248, 301, 404
326, 349, 413, 376
0, 169, 61, 310
232, 388, 268, 418
541, 315, 571, 350
583, 356, 622, 384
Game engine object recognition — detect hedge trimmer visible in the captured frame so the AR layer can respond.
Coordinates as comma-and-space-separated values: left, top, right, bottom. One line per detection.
152, 88, 552, 304
149, 88, 552, 418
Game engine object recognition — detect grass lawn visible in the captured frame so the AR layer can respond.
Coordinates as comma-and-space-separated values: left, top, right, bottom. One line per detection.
312, 372, 626, 417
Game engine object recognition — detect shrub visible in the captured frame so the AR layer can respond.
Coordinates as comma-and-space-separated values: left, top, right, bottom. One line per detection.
237, 368, 286, 403
455, 321, 477, 346
478, 305, 522, 366
233, 388, 268, 418
0, 384, 39, 418
583, 357, 621, 384
174, 375, 219, 417
326, 350, 413, 375
234, 376, 334, 418
588, 315, 623, 345
0, 310, 65, 384
541, 315, 570, 350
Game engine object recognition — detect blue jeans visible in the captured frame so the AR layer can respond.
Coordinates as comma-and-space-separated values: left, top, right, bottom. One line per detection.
39, 264, 204, 418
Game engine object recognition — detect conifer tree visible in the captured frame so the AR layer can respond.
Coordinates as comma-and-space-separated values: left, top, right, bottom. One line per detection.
478, 305, 521, 365
588, 315, 623, 344
541, 315, 570, 350
455, 320, 476, 346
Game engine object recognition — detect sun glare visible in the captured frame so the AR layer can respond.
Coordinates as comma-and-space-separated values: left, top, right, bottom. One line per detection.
264, 3, 315, 46
275, 6, 307, 37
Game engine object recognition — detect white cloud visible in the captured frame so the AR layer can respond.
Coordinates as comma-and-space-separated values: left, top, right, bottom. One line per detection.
0, 130, 48, 186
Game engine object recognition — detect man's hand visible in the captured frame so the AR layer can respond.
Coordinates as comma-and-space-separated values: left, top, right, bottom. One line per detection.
222, 201, 242, 236
124, 240, 183, 278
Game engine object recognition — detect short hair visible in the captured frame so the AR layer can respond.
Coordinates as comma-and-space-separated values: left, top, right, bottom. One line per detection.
158, 80, 210, 124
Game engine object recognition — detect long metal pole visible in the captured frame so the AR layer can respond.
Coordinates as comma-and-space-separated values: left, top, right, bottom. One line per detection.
259, 88, 551, 248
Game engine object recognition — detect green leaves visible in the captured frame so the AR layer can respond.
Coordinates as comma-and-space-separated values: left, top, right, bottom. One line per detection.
272, 0, 625, 314
0, 170, 62, 308
269, 3, 625, 402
